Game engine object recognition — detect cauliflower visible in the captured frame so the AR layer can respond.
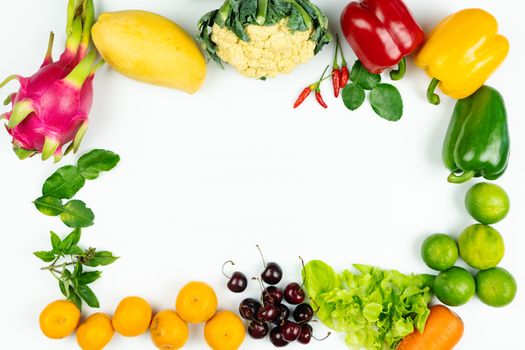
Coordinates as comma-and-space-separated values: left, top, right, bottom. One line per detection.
211, 19, 315, 78
198, 0, 331, 79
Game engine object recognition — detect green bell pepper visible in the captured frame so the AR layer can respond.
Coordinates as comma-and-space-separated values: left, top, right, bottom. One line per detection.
443, 86, 510, 184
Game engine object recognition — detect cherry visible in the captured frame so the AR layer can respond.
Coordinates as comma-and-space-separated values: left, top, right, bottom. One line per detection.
263, 286, 283, 305
257, 245, 283, 285
239, 298, 260, 320
284, 282, 305, 305
297, 324, 312, 344
270, 326, 289, 347
257, 303, 278, 322
222, 261, 248, 293
273, 304, 290, 326
282, 321, 301, 342
262, 262, 283, 285
248, 321, 269, 339
293, 303, 314, 323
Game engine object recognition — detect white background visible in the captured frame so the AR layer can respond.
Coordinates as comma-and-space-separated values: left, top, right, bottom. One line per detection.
0, 0, 523, 349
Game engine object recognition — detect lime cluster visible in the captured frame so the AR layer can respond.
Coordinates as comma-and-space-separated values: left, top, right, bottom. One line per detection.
421, 183, 517, 307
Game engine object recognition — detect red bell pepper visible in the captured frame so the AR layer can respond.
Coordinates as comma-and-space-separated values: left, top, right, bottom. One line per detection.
340, 0, 425, 80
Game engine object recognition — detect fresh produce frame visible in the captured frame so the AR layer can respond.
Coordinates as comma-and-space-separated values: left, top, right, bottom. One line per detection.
0, 0, 521, 349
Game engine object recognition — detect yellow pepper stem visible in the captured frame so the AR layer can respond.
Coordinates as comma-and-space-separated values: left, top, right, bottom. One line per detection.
427, 78, 441, 105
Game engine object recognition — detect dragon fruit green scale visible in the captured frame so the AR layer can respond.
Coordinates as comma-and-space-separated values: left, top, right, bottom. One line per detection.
0, 0, 102, 162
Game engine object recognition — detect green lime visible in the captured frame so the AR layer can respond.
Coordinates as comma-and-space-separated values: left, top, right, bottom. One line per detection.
465, 182, 510, 224
421, 234, 459, 271
476, 267, 517, 307
434, 266, 476, 306
458, 224, 504, 270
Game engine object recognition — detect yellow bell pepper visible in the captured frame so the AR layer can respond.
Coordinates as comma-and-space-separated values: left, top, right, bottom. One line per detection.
416, 9, 509, 104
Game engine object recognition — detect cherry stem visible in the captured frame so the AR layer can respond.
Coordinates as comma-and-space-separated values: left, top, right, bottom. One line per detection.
256, 245, 267, 268
313, 331, 332, 341
299, 256, 306, 288
222, 260, 235, 279
252, 276, 268, 303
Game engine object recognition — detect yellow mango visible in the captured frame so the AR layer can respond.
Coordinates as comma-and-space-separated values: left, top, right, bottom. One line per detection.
92, 10, 206, 94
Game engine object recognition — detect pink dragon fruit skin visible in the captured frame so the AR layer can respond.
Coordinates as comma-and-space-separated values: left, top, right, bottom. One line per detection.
0, 0, 100, 162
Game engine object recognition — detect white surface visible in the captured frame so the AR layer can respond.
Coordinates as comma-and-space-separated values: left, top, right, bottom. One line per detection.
0, 0, 523, 349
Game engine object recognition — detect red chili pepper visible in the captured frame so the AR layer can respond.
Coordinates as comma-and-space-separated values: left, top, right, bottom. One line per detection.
340, 0, 425, 78
339, 36, 349, 88
293, 65, 330, 109
315, 90, 328, 109
294, 87, 313, 108
332, 36, 342, 98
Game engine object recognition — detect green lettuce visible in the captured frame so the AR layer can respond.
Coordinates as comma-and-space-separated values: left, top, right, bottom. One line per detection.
304, 261, 434, 350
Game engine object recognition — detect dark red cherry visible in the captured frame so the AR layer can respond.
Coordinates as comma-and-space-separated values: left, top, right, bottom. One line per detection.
239, 298, 260, 320
282, 321, 301, 342
262, 262, 283, 285
228, 271, 248, 293
284, 282, 305, 304
273, 304, 290, 326
248, 321, 269, 339
257, 303, 278, 322
270, 326, 289, 347
297, 324, 312, 344
293, 303, 314, 323
263, 286, 283, 305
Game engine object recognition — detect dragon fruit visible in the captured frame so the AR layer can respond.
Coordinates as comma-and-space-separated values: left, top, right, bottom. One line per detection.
0, 0, 102, 162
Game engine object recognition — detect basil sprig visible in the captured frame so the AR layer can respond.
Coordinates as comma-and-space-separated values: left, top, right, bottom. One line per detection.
34, 149, 120, 228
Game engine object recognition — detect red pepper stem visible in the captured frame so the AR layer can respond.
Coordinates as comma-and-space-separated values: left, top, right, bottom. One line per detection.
448, 170, 475, 184
427, 78, 441, 105
316, 65, 330, 91
333, 34, 340, 69
390, 57, 406, 81
338, 36, 347, 67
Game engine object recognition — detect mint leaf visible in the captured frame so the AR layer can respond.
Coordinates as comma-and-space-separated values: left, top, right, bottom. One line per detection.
350, 60, 381, 90
78, 271, 102, 285
342, 83, 366, 111
34, 196, 64, 216
85, 251, 119, 267
369, 83, 403, 121
77, 284, 99, 308
78, 149, 120, 180
60, 228, 82, 251
60, 201, 94, 228
50, 231, 61, 251
33, 251, 56, 262
42, 165, 85, 200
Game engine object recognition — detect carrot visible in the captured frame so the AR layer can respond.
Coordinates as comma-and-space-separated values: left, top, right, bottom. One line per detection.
397, 305, 464, 350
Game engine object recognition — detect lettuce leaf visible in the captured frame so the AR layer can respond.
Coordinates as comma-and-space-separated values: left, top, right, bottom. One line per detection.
304, 261, 434, 350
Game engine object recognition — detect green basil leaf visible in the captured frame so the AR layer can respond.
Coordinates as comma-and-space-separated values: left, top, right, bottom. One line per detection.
67, 286, 82, 311
369, 83, 403, 121
77, 149, 120, 180
50, 231, 61, 251
60, 228, 82, 251
59, 280, 69, 297
350, 60, 381, 90
33, 251, 56, 263
34, 196, 64, 216
61, 269, 72, 282
67, 245, 84, 255
342, 83, 366, 111
72, 261, 83, 278
42, 165, 85, 200
78, 271, 102, 285
60, 201, 94, 228
77, 284, 100, 308
84, 251, 119, 267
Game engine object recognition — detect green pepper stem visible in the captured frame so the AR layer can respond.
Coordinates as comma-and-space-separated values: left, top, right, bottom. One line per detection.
288, 0, 313, 29
427, 78, 441, 105
332, 34, 340, 69
256, 0, 269, 25
447, 170, 475, 184
390, 57, 406, 81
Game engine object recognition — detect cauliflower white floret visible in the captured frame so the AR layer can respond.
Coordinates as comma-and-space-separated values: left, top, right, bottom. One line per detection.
211, 19, 315, 79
